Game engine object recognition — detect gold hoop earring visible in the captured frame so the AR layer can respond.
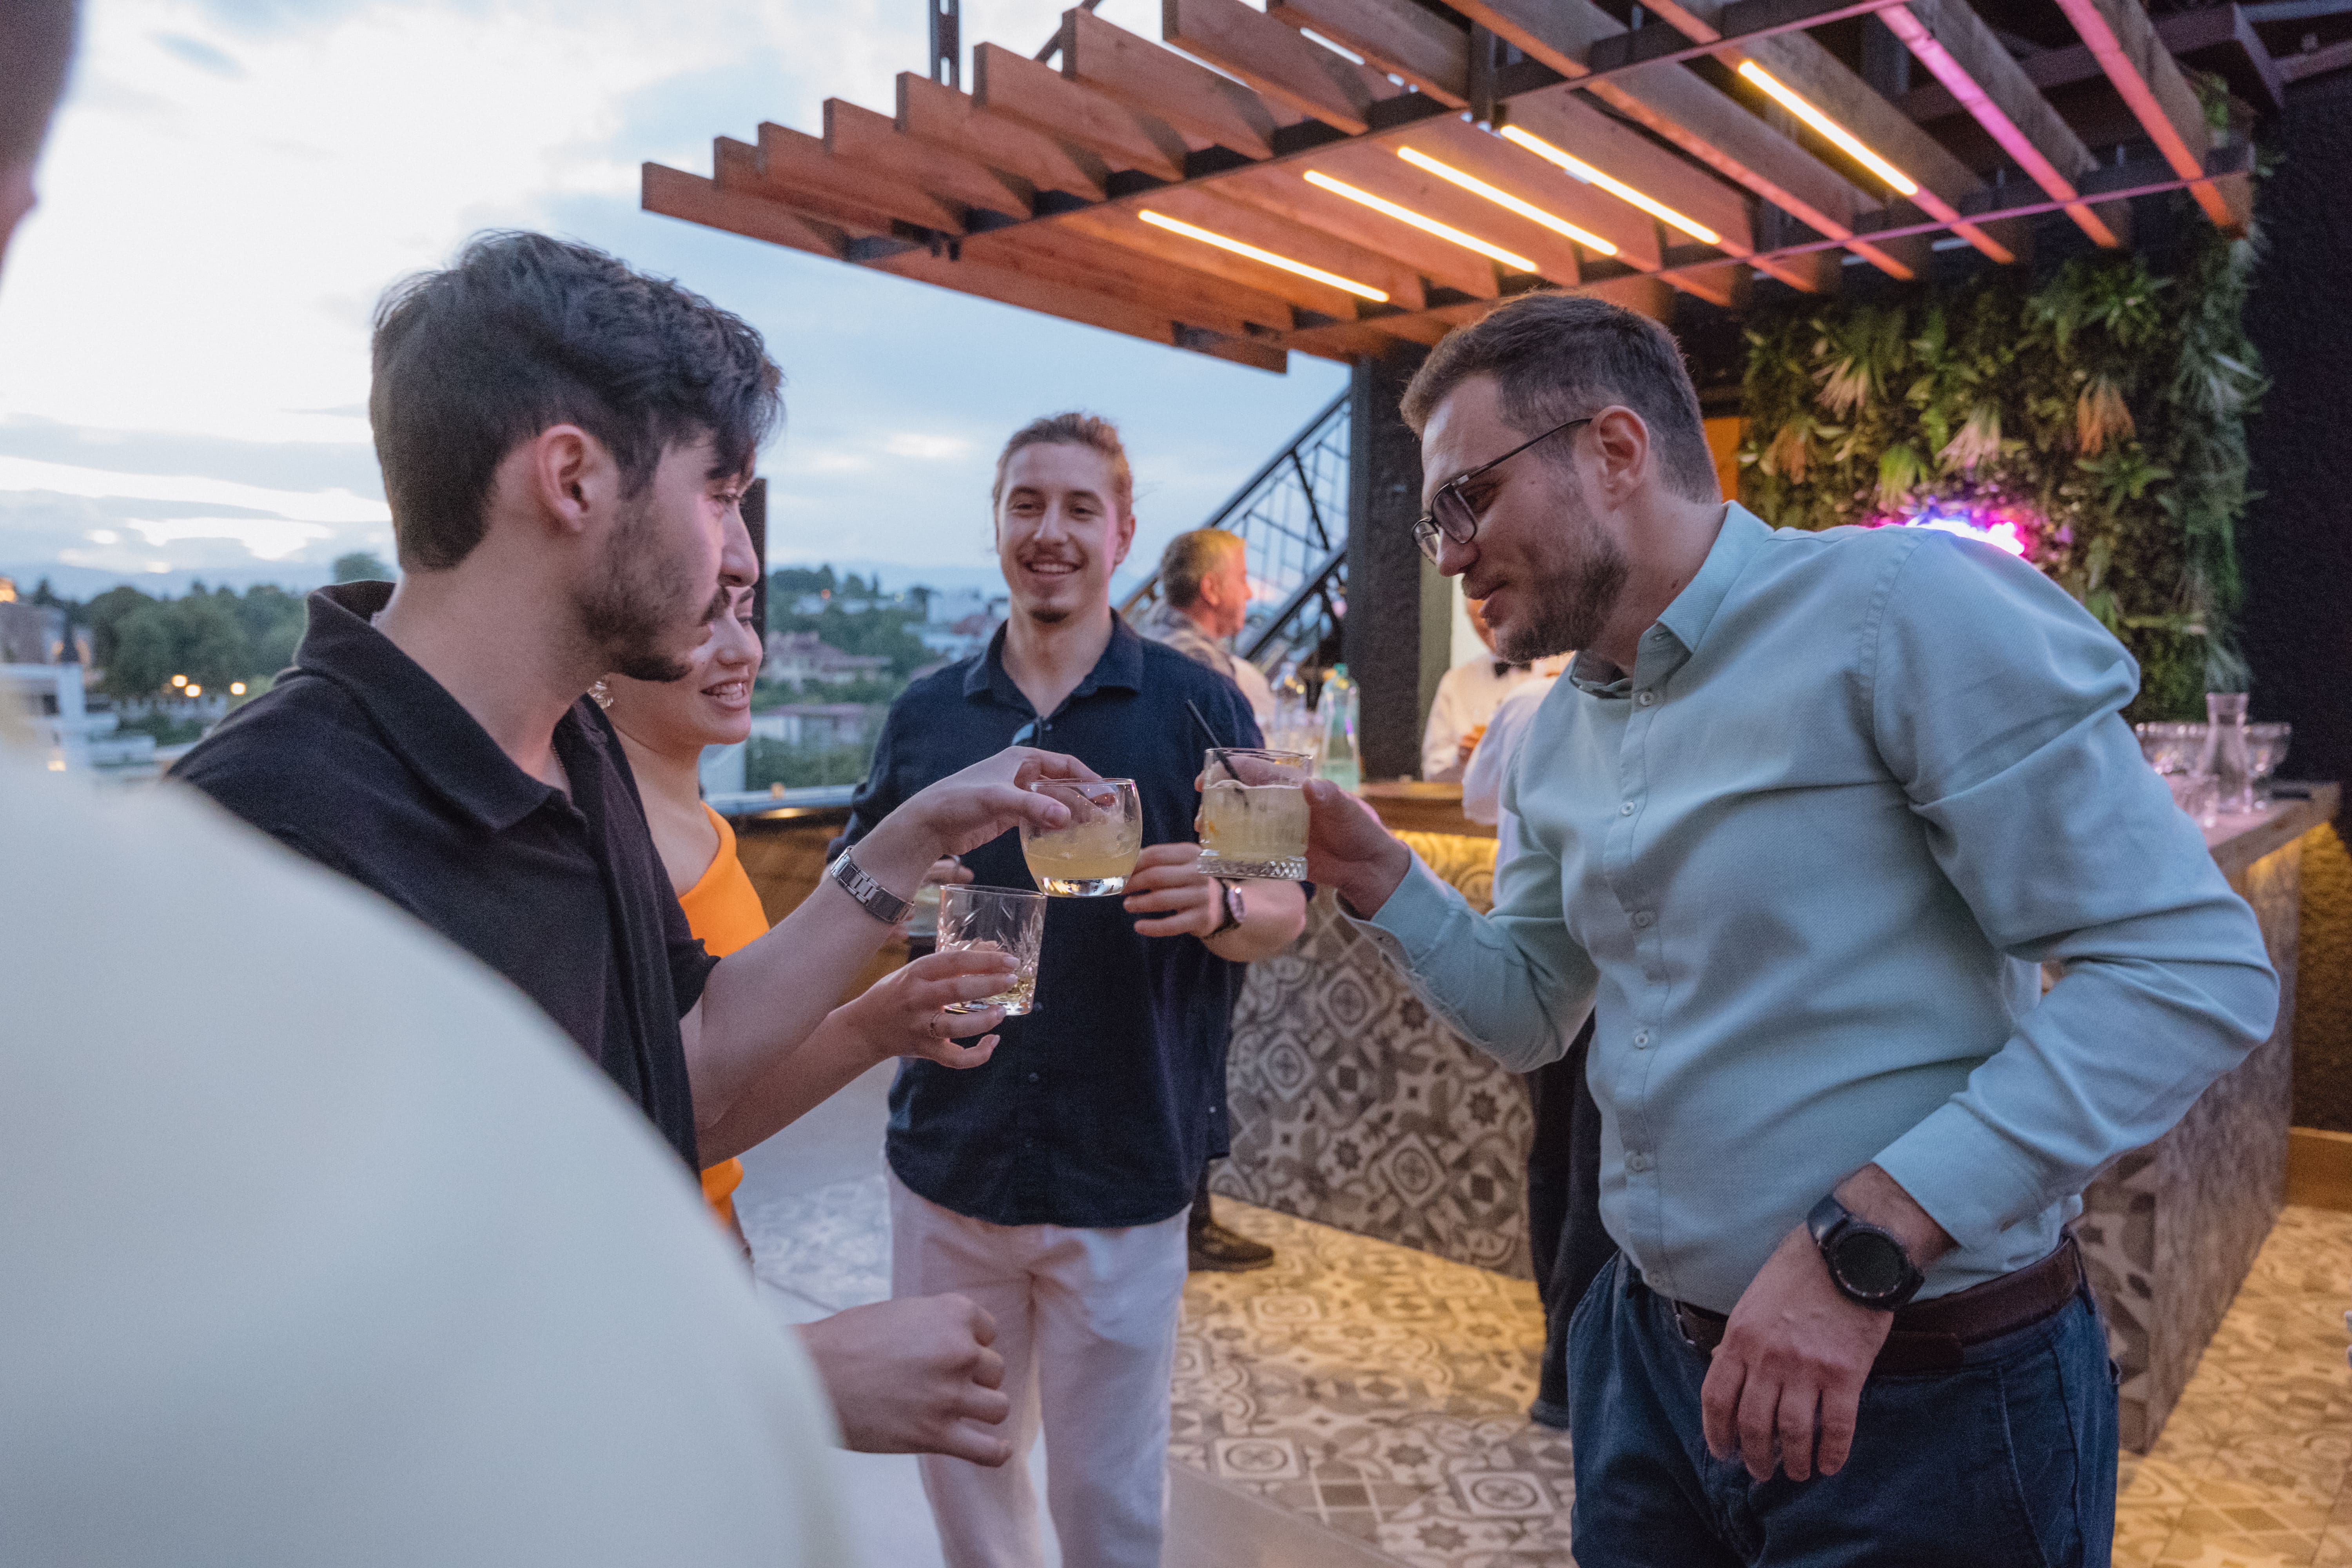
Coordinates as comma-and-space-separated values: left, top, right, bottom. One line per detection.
588, 679, 613, 710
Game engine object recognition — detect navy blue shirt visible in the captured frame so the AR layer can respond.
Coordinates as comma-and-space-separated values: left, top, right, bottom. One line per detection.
841, 614, 1264, 1228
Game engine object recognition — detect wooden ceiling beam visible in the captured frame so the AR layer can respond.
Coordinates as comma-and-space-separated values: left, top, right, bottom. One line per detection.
2050, 0, 2249, 231
973, 40, 1189, 182
1400, 115, 1665, 270
824, 99, 1033, 221
975, 220, 1305, 334
1214, 163, 1504, 299
755, 123, 966, 235
896, 73, 1109, 203
1308, 141, 1587, 287
1878, 0, 2127, 248
1064, 7, 1280, 160
1163, 0, 1399, 135
1642, 0, 2017, 263
642, 163, 848, 261
1054, 203, 1370, 318
867, 248, 1200, 358
1447, 0, 1896, 287
1266, 0, 1472, 108
719, 134, 898, 240
1497, 82, 1753, 256
1115, 184, 1430, 308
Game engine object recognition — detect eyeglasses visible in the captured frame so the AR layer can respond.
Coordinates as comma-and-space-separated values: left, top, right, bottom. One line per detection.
1410, 416, 1593, 563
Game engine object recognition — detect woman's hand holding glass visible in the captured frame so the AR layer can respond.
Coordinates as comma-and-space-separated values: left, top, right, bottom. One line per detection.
839, 946, 1020, 1068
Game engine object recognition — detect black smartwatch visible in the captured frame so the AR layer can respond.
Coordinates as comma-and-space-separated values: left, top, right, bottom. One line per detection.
1807, 1194, 1926, 1310
1209, 880, 1245, 937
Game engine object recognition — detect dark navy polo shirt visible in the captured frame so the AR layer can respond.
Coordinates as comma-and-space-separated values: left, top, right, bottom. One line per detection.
840, 613, 1264, 1229
171, 581, 714, 1170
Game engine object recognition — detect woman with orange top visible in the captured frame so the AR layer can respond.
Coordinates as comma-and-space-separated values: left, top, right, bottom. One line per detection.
598, 584, 995, 1235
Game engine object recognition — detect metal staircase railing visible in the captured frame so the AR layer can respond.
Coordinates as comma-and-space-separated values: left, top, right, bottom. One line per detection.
1119, 390, 1349, 678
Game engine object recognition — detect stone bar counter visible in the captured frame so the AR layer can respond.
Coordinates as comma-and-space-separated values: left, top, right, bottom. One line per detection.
1217, 780, 2341, 1453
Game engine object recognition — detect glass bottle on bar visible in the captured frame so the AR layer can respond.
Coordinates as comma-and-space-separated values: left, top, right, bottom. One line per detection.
1317, 662, 1361, 792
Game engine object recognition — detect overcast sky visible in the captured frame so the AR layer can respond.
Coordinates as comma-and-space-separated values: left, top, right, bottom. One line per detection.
0, 0, 1349, 599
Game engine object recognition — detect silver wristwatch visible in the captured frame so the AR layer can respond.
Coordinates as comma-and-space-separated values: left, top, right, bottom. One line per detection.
828, 849, 911, 927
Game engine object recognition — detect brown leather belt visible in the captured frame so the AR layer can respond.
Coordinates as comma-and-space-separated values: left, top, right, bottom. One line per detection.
1669, 1236, 2086, 1377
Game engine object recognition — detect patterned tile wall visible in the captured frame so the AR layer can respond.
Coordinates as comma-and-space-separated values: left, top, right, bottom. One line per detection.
1219, 832, 1536, 1280
1228, 829, 2318, 1454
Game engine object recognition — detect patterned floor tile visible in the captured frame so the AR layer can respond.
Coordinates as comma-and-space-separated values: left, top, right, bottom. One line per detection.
1181, 1203, 2351, 1568
740, 1171, 891, 1312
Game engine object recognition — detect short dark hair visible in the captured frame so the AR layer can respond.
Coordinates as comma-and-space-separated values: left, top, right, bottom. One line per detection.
370, 232, 783, 571
1401, 292, 1718, 503
1159, 528, 1243, 608
0, 0, 79, 165
991, 411, 1134, 518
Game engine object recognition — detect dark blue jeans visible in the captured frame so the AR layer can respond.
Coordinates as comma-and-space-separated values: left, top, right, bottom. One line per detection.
1566, 1253, 2117, 1567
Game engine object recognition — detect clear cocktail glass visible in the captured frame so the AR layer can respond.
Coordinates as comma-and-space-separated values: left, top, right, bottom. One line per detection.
1021, 778, 1143, 895
1196, 747, 1312, 880
938, 885, 1047, 1017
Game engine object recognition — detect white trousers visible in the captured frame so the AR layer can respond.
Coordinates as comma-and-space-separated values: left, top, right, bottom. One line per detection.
888, 1170, 1189, 1568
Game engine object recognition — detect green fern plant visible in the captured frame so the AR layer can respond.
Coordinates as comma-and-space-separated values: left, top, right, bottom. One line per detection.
1739, 201, 2263, 721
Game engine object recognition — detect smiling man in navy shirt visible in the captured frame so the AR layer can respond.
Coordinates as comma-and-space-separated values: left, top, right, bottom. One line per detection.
841, 413, 1307, 1568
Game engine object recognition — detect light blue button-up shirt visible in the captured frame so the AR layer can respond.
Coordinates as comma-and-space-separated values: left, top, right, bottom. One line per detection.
1357, 505, 2278, 1312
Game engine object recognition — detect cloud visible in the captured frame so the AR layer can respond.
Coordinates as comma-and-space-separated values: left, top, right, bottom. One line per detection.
151, 31, 245, 76
0, 0, 1344, 591
882, 433, 977, 461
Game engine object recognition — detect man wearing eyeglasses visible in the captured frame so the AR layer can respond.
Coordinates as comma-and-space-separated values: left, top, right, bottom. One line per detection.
1302, 292, 2275, 1565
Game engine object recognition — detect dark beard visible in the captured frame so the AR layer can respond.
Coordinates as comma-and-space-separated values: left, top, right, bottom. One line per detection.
1493, 492, 1629, 664
578, 495, 719, 683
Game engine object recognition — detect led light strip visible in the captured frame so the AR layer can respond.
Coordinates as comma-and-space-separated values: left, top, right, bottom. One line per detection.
1301, 169, 1539, 273
1396, 147, 1619, 256
1138, 210, 1390, 302
1736, 61, 1918, 196
1495, 125, 1723, 248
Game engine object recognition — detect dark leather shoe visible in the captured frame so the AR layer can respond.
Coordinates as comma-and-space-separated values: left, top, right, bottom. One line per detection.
1189, 1219, 1276, 1272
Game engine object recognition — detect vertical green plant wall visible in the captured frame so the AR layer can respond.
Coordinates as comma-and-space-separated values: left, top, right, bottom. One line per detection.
1739, 216, 2265, 720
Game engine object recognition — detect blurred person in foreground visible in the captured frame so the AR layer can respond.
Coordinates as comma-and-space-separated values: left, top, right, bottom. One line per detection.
594, 583, 1019, 1241
173, 231, 1096, 1467
0, 5, 850, 1562
1303, 292, 2276, 1565
1419, 593, 1564, 782
842, 414, 1308, 1567
1135, 526, 1278, 1274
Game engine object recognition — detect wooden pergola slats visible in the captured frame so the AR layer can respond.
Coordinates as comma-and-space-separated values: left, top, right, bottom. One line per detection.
646, 0, 2262, 372
1878, 0, 2129, 249
1165, 0, 1399, 134
1063, 7, 1288, 158
2053, 0, 2252, 232
1267, 0, 1475, 109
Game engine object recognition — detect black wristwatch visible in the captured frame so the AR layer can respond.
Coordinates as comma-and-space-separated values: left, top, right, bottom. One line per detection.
1807, 1193, 1926, 1310
1209, 879, 1245, 937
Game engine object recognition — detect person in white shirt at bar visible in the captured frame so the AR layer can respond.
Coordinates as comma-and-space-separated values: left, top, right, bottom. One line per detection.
1420, 594, 1565, 782
1303, 291, 2276, 1566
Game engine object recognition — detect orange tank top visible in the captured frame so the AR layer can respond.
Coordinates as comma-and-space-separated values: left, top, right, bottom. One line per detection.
679, 805, 771, 1221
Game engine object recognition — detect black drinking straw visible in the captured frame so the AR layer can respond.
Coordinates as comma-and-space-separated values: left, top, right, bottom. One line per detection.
1184, 697, 1222, 753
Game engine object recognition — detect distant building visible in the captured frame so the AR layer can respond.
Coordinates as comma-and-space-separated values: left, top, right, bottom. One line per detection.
748, 704, 871, 748
0, 599, 85, 665
924, 588, 1007, 626
916, 609, 1001, 664
762, 631, 891, 688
